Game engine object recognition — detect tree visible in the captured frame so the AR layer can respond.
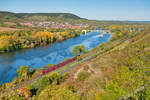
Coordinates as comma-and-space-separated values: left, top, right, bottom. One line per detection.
80, 45, 86, 53
47, 72, 61, 85
50, 32, 54, 43
72, 46, 81, 56
56, 35, 64, 42
19, 87, 32, 98
72, 45, 86, 56
37, 76, 50, 95
0, 35, 14, 52
62, 32, 67, 38
17, 66, 31, 81
37, 84, 79, 100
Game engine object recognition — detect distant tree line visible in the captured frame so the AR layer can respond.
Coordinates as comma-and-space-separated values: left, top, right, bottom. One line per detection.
0, 29, 81, 52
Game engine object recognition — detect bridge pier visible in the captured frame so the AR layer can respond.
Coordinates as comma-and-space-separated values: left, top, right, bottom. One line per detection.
82, 30, 87, 35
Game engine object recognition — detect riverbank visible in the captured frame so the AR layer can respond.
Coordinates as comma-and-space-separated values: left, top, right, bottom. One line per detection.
1, 26, 148, 99
0, 30, 112, 83
0, 29, 83, 53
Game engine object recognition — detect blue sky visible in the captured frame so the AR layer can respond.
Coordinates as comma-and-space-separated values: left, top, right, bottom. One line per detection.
0, 0, 150, 21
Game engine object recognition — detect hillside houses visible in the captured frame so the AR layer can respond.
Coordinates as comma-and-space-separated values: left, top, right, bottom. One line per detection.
21, 21, 89, 29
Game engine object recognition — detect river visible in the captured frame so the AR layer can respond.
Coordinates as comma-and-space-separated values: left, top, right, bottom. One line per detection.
0, 30, 112, 84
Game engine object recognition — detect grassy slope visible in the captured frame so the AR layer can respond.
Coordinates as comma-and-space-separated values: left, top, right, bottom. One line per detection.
78, 32, 150, 99
61, 31, 150, 100
1, 31, 150, 100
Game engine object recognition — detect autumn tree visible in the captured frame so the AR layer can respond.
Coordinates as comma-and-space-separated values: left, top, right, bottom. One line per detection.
17, 66, 31, 81
37, 84, 79, 100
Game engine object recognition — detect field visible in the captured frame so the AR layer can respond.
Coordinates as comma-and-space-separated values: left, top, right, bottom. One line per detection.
0, 27, 19, 33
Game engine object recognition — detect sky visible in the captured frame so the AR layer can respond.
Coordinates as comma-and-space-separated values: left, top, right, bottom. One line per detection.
0, 0, 150, 21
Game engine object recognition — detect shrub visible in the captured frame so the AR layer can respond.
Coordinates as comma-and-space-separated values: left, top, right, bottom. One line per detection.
83, 64, 90, 71
77, 71, 91, 81
37, 77, 50, 94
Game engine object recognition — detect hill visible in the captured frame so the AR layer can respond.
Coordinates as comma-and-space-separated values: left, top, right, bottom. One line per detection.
0, 11, 82, 22
0, 11, 150, 30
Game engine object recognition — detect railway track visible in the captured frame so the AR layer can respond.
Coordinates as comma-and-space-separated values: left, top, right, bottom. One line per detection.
0, 60, 77, 94
0, 38, 129, 95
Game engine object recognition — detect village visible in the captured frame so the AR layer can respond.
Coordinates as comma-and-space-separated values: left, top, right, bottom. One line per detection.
21, 21, 89, 29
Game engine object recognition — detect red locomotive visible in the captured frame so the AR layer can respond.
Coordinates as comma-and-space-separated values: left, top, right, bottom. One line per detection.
41, 57, 77, 75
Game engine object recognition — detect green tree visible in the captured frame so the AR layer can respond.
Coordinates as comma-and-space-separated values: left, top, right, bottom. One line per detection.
80, 45, 86, 53
72, 45, 86, 56
72, 46, 81, 56
37, 77, 50, 94
48, 72, 61, 85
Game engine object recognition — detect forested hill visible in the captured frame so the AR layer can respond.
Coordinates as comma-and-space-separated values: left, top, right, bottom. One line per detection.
0, 11, 83, 22
0, 11, 149, 27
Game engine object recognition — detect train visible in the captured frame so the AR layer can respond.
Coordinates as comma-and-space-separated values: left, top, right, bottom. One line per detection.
41, 57, 77, 75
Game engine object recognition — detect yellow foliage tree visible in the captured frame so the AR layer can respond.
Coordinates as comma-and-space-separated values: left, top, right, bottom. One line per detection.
19, 87, 32, 98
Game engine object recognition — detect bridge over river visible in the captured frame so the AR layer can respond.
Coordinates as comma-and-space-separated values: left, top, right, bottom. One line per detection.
82, 29, 110, 35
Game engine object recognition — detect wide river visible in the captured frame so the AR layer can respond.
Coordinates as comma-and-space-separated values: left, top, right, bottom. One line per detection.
0, 30, 112, 84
